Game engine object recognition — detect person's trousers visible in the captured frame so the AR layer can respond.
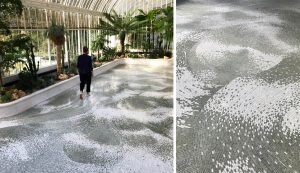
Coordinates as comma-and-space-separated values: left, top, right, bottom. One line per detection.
79, 73, 91, 92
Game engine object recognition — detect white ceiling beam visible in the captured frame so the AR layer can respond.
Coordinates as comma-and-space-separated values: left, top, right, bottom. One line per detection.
22, 0, 103, 16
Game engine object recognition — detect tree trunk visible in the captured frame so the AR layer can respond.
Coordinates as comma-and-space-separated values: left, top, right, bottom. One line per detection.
0, 71, 3, 87
61, 49, 65, 74
68, 55, 70, 71
152, 32, 155, 49
97, 50, 100, 61
56, 44, 62, 75
148, 33, 151, 52
120, 39, 125, 54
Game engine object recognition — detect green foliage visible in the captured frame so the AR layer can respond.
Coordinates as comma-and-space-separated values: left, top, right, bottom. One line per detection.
0, 34, 32, 86
97, 7, 173, 55
40, 75, 56, 87
30, 32, 48, 54
127, 53, 140, 58
0, 90, 12, 103
150, 49, 159, 59
17, 36, 40, 79
91, 34, 108, 51
16, 71, 55, 92
23, 44, 40, 79
140, 40, 152, 53
98, 10, 139, 54
44, 22, 66, 45
0, 0, 23, 35
135, 9, 158, 52
1, 34, 39, 79
135, 9, 159, 31
164, 51, 173, 58
148, 48, 164, 59
0, 51, 23, 72
16, 71, 36, 92
67, 61, 78, 75
0, 34, 30, 56
102, 46, 116, 61
0, 87, 5, 94
0, 87, 7, 100
44, 22, 66, 75
125, 44, 131, 53
136, 7, 173, 52
155, 7, 173, 50
116, 52, 123, 57
91, 34, 109, 59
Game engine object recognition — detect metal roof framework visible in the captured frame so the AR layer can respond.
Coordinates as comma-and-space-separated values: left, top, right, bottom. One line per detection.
22, 0, 173, 15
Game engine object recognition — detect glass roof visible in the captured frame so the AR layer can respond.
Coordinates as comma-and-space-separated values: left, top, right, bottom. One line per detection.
22, 0, 173, 15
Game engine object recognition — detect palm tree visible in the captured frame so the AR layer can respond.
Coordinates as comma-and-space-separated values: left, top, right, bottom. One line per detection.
155, 6, 173, 51
44, 23, 65, 75
91, 34, 109, 60
136, 9, 159, 50
98, 10, 138, 54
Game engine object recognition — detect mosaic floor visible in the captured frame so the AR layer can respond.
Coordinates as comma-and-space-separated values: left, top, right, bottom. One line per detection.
177, 0, 300, 172
0, 64, 173, 173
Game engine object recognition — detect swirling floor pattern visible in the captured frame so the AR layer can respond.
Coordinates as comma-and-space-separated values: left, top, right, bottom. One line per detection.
0, 64, 173, 173
177, 0, 300, 172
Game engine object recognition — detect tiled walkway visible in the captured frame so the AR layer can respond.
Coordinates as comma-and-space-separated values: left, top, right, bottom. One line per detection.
0, 64, 173, 173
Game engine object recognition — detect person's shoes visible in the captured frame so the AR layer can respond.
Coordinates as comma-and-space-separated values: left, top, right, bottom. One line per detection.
80, 94, 83, 100
87, 92, 90, 96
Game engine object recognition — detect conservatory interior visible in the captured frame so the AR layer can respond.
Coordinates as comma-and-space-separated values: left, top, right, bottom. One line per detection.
0, 0, 173, 172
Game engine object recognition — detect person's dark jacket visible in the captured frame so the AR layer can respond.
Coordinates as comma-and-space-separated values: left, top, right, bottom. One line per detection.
77, 54, 93, 74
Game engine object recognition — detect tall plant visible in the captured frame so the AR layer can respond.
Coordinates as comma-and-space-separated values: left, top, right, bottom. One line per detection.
102, 46, 117, 61
24, 43, 39, 79
155, 7, 173, 51
0, 45, 22, 86
0, 0, 23, 86
136, 9, 159, 50
10, 34, 40, 79
98, 10, 138, 54
91, 34, 109, 59
0, 34, 31, 86
44, 23, 66, 75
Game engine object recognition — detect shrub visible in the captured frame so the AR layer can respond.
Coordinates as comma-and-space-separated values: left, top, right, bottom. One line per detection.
150, 49, 159, 59
158, 49, 164, 58
133, 54, 139, 58
16, 71, 50, 92
116, 51, 123, 57
35, 78, 47, 89
164, 51, 172, 58
67, 61, 78, 75
102, 47, 117, 61
127, 53, 133, 58
16, 71, 35, 92
23, 43, 39, 79
0, 91, 12, 103
0, 87, 5, 95
40, 75, 56, 86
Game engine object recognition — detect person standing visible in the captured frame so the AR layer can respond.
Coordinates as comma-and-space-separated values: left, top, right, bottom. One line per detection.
77, 46, 93, 100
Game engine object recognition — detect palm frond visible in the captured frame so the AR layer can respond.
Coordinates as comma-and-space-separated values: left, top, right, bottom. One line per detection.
44, 23, 66, 45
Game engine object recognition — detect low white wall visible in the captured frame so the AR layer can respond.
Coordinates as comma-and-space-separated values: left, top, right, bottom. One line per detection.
0, 59, 124, 118
124, 58, 173, 67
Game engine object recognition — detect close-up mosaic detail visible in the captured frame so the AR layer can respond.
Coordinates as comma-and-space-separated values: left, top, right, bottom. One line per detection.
176, 0, 300, 172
